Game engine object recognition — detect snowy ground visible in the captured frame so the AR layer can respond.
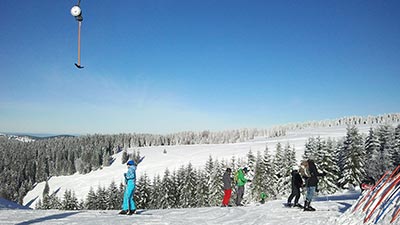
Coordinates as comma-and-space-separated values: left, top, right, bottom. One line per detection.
2, 192, 359, 225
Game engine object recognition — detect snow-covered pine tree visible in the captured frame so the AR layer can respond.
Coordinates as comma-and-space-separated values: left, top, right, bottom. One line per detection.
208, 159, 223, 206
85, 187, 97, 210
262, 144, 276, 199
121, 150, 129, 164
61, 189, 79, 210
102, 150, 111, 167
43, 180, 49, 197
393, 124, 400, 167
281, 143, 296, 196
247, 149, 256, 170
180, 163, 197, 208
317, 138, 340, 194
136, 173, 151, 209
376, 125, 395, 173
338, 126, 366, 189
364, 127, 381, 180
303, 137, 317, 160
106, 181, 120, 210
160, 168, 176, 209
96, 186, 108, 210
149, 174, 162, 209
250, 151, 265, 201
194, 169, 209, 207
273, 142, 285, 196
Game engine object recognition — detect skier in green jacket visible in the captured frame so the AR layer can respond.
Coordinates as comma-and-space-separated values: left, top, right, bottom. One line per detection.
235, 167, 251, 206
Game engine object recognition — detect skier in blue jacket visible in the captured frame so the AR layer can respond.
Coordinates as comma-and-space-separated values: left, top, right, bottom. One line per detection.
119, 156, 144, 215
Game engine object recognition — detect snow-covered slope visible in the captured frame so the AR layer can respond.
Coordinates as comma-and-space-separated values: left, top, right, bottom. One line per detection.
23, 125, 381, 208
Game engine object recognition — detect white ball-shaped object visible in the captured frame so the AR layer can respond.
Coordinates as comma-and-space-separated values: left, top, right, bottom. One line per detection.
70, 5, 82, 17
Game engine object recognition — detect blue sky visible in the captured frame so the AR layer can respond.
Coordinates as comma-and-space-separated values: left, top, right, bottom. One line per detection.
1, 0, 399, 135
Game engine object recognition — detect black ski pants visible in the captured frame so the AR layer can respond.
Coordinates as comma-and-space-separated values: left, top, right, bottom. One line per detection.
287, 186, 301, 204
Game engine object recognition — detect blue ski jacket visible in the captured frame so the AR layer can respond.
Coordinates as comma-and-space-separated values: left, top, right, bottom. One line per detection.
125, 165, 137, 183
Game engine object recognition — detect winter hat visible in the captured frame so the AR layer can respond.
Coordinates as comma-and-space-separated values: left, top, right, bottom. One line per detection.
226, 168, 232, 173
127, 160, 135, 166
243, 167, 249, 173
292, 165, 299, 171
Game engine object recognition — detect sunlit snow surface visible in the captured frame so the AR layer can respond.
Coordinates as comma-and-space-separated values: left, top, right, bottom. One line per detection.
2, 192, 358, 225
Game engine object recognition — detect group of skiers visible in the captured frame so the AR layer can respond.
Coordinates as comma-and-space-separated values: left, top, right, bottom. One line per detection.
286, 159, 326, 211
221, 159, 326, 211
118, 156, 324, 214
222, 166, 251, 207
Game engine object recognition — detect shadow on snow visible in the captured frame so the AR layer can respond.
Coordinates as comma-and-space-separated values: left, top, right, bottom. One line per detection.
15, 211, 80, 225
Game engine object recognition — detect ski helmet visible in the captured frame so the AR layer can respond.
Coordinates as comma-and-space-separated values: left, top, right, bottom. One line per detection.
127, 160, 135, 166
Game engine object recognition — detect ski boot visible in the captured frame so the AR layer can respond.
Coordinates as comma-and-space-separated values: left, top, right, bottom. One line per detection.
127, 210, 137, 215
118, 210, 128, 215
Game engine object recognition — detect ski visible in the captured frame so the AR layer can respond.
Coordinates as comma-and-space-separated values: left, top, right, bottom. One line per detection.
364, 173, 400, 223
373, 185, 400, 224
391, 204, 400, 223
363, 166, 400, 212
353, 171, 389, 213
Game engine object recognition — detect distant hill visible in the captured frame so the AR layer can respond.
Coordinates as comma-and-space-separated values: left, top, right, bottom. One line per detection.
0, 133, 76, 142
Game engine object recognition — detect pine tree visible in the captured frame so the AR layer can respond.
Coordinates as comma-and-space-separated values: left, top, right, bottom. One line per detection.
160, 169, 176, 209
317, 138, 340, 194
251, 151, 265, 201
150, 175, 162, 209
136, 173, 152, 209
273, 142, 286, 196
393, 124, 400, 167
106, 181, 120, 209
43, 180, 50, 197
303, 137, 316, 160
180, 163, 197, 208
96, 186, 108, 210
195, 169, 210, 207
377, 125, 395, 174
281, 143, 296, 196
61, 189, 79, 210
208, 159, 223, 206
262, 145, 276, 199
338, 126, 366, 189
85, 187, 97, 210
364, 128, 381, 180
121, 150, 129, 164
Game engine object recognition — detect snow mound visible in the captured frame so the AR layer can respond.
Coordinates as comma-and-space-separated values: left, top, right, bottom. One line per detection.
335, 166, 400, 225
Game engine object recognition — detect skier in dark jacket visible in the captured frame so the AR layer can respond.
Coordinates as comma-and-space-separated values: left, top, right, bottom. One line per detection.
221, 168, 233, 207
302, 159, 325, 211
286, 165, 303, 208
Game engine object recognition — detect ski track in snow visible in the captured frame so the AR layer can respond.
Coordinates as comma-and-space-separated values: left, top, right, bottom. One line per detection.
0, 197, 356, 225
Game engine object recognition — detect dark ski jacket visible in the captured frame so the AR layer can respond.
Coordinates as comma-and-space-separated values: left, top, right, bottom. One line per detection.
306, 160, 324, 187
223, 171, 232, 190
291, 170, 303, 189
